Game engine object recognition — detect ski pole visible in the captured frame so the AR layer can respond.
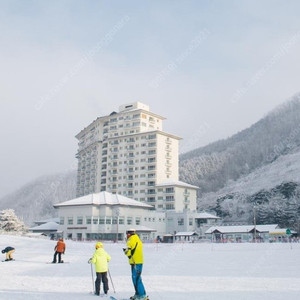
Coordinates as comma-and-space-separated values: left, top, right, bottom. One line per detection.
108, 269, 116, 293
90, 262, 95, 294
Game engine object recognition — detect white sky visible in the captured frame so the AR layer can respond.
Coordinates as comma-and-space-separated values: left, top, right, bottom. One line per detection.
1, 0, 300, 198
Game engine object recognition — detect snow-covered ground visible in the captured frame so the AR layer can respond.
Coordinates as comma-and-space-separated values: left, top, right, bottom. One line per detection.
0, 235, 300, 300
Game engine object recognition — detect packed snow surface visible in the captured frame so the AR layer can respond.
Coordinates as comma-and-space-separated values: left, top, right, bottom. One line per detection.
0, 235, 300, 300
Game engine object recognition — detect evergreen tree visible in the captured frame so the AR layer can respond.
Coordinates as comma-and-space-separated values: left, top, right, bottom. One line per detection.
0, 209, 26, 232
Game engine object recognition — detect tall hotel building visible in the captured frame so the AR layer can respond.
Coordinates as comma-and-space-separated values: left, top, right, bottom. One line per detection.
75, 102, 198, 211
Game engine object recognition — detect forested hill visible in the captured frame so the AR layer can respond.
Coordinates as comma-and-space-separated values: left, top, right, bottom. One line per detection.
0, 171, 76, 226
179, 94, 300, 195
198, 147, 300, 230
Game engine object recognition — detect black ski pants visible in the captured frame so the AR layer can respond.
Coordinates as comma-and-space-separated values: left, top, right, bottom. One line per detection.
52, 251, 62, 263
95, 271, 109, 295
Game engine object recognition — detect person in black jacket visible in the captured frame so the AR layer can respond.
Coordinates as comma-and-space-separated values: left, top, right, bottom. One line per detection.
1, 246, 15, 261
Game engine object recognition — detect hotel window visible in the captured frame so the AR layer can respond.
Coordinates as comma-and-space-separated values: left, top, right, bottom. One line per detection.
135, 217, 141, 225
166, 204, 174, 210
178, 218, 184, 226
86, 216, 92, 225
166, 196, 174, 202
59, 217, 64, 225
166, 187, 174, 193
127, 217, 133, 225
147, 197, 155, 202
119, 217, 125, 225
93, 217, 99, 224
68, 217, 73, 225
106, 217, 112, 225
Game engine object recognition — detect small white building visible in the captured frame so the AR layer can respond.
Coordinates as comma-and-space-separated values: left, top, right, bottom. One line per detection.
54, 191, 166, 241
29, 221, 59, 238
205, 224, 280, 242
166, 211, 220, 236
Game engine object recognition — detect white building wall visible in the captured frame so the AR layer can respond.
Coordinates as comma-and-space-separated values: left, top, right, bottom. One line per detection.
156, 134, 179, 183
173, 186, 197, 212
57, 204, 166, 241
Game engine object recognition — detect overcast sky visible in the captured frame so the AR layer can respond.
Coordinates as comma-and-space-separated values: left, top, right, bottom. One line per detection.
1, 0, 300, 198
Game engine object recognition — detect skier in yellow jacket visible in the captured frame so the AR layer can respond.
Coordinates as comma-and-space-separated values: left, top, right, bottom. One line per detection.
123, 229, 148, 300
89, 242, 111, 296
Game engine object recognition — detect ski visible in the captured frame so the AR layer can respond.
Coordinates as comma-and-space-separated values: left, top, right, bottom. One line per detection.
110, 297, 149, 300
46, 261, 70, 264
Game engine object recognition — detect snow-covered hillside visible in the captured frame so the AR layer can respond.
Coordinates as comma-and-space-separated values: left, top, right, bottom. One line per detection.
202, 148, 300, 199
180, 94, 300, 194
0, 171, 76, 226
0, 235, 300, 300
199, 148, 300, 228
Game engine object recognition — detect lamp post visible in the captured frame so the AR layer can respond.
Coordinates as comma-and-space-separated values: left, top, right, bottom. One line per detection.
253, 203, 257, 243
114, 207, 120, 243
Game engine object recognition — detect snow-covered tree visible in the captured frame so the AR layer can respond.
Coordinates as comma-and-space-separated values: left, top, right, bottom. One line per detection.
0, 209, 27, 232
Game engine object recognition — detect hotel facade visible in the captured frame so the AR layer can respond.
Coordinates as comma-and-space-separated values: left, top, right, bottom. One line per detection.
54, 102, 220, 241
75, 102, 198, 211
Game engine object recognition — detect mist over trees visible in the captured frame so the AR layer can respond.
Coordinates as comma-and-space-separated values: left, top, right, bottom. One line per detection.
179, 94, 300, 195
0, 172, 76, 226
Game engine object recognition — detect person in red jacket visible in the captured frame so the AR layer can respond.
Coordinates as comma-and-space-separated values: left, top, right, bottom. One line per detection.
52, 238, 66, 263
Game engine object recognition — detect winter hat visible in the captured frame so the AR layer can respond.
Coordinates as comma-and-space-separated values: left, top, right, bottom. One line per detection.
95, 242, 103, 249
126, 228, 136, 235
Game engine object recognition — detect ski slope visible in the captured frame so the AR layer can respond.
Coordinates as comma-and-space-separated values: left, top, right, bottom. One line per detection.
0, 235, 300, 300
